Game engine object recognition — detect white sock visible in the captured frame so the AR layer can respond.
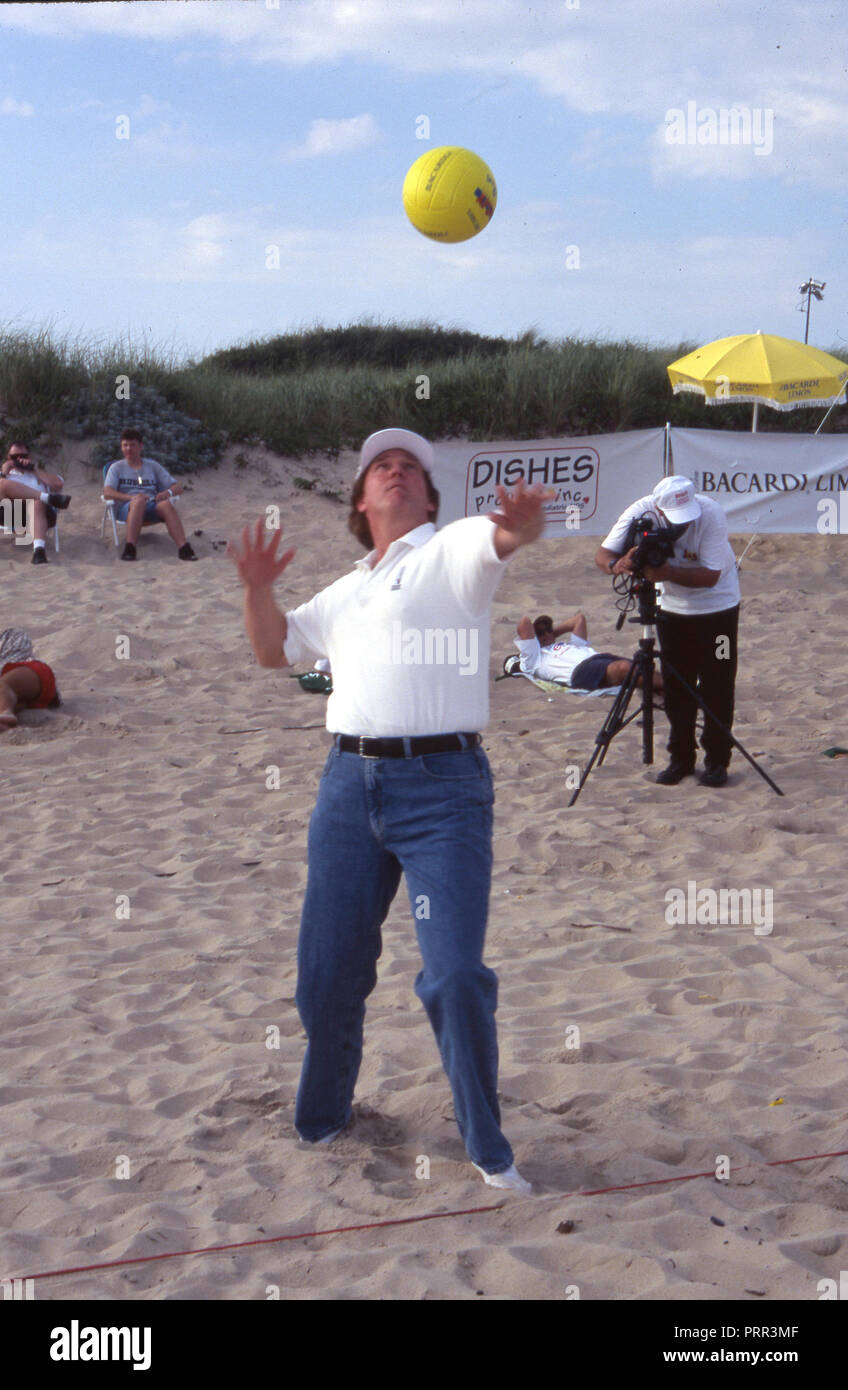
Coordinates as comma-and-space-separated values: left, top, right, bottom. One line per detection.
39, 490, 51, 502
33, 539, 46, 550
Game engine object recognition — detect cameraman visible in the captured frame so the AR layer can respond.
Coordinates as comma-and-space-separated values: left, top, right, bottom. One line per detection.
594, 476, 740, 788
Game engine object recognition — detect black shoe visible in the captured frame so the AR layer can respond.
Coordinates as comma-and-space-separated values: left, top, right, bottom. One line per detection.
656, 760, 695, 785
31, 547, 48, 565
47, 493, 71, 510
178, 542, 197, 561
121, 541, 137, 561
699, 763, 728, 787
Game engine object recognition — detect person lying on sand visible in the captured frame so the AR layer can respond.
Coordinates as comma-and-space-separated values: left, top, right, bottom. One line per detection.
0, 629, 61, 731
514, 612, 664, 692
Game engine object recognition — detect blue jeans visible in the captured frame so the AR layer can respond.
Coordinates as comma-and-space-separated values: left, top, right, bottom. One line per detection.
294, 742, 514, 1173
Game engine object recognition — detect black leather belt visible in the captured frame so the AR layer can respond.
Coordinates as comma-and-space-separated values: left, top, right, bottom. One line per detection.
334, 732, 481, 758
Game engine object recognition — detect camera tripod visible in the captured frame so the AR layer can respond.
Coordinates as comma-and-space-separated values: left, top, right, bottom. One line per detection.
567, 576, 783, 807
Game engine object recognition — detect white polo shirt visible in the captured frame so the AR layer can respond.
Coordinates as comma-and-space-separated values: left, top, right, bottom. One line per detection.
283, 518, 510, 736
601, 494, 740, 615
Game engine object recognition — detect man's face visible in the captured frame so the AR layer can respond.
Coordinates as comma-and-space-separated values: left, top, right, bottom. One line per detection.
356, 449, 436, 528
7, 447, 32, 470
657, 507, 690, 534
121, 438, 142, 467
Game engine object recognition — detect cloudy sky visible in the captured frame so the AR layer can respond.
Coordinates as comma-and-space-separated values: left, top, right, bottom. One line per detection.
1, 0, 845, 360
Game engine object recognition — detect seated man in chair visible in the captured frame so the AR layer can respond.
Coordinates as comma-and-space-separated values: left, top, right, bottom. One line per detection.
514, 613, 664, 692
102, 427, 197, 562
0, 442, 70, 564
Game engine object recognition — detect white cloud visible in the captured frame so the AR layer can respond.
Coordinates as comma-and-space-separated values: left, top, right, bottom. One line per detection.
183, 213, 231, 267
650, 88, 848, 188
1, 95, 34, 116
135, 93, 173, 118
1, 1, 845, 188
2, 196, 833, 352
283, 113, 379, 160
650, 109, 778, 183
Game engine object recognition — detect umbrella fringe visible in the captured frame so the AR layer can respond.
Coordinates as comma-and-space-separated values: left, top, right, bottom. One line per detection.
671, 385, 846, 411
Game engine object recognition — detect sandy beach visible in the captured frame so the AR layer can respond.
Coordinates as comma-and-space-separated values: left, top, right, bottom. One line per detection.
1, 440, 846, 1301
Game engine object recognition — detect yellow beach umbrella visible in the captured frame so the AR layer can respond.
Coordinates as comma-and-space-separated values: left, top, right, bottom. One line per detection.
667, 331, 848, 430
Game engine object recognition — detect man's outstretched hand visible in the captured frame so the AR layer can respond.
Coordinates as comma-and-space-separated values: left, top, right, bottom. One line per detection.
228, 519, 296, 589
488, 479, 553, 558
228, 521, 295, 668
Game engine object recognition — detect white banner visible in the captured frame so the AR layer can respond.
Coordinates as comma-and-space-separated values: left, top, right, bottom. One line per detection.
433, 429, 666, 536
669, 428, 848, 532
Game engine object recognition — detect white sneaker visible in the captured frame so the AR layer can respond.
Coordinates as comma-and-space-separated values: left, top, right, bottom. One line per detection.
473, 1162, 532, 1194
298, 1126, 343, 1147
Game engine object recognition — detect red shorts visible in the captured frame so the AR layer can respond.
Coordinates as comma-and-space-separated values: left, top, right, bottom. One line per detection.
1, 660, 59, 708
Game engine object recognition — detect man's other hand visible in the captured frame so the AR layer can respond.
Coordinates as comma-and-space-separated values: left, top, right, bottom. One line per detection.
228, 519, 296, 589
489, 480, 553, 558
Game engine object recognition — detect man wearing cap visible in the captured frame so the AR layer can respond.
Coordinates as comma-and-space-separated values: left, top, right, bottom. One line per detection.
229, 428, 549, 1192
594, 476, 740, 787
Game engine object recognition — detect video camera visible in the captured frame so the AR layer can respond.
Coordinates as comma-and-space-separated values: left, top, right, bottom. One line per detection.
623, 514, 685, 573
612, 514, 688, 632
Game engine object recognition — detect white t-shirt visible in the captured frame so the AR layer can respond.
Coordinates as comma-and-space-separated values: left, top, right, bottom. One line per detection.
514, 633, 598, 684
283, 517, 510, 736
601, 494, 740, 615
103, 457, 175, 498
4, 466, 63, 492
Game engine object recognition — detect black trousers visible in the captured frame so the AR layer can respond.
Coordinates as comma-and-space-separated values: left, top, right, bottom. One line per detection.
655, 605, 739, 768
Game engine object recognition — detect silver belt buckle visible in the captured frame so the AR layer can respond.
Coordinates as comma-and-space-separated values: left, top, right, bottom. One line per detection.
358, 736, 379, 759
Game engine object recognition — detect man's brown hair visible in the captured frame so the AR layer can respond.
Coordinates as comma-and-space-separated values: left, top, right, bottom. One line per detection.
347, 466, 440, 550
120, 427, 143, 443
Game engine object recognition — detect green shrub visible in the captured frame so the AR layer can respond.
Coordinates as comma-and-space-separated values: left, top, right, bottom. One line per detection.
1, 323, 844, 469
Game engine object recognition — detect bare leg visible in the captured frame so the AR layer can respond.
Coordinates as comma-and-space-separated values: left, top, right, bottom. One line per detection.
604, 658, 664, 692
29, 498, 47, 542
0, 667, 42, 731
154, 499, 187, 548
124, 494, 151, 544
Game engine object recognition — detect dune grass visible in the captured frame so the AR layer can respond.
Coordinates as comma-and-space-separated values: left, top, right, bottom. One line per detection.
1, 322, 845, 466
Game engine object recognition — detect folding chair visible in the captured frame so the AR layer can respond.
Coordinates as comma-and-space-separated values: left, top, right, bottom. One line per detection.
101, 466, 178, 546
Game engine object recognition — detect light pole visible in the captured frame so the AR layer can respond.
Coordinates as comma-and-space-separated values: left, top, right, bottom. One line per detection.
798, 277, 825, 344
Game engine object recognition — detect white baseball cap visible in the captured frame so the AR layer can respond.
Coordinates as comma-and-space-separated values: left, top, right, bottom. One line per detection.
355, 428, 435, 480
652, 475, 701, 523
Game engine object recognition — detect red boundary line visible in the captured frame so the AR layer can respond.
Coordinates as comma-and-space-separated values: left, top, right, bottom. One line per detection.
17, 1147, 848, 1283
20, 1204, 504, 1282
